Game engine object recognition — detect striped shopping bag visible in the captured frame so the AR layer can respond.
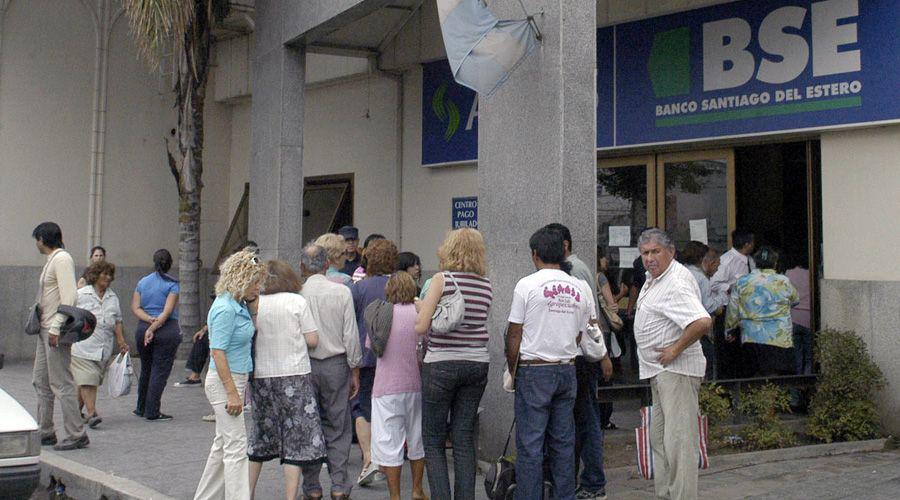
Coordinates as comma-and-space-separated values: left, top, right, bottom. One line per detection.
635, 406, 709, 480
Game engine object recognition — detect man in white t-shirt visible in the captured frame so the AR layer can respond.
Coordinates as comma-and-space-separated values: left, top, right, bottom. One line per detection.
506, 227, 593, 500
634, 229, 712, 500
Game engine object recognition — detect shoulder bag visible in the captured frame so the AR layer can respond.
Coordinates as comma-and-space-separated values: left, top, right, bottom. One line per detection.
364, 299, 394, 357
25, 252, 57, 336
430, 272, 466, 334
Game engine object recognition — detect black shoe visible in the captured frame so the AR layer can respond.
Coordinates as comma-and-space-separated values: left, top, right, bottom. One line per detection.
41, 434, 58, 446
132, 409, 143, 417
146, 413, 173, 421
174, 378, 202, 387
86, 414, 103, 429
53, 434, 89, 451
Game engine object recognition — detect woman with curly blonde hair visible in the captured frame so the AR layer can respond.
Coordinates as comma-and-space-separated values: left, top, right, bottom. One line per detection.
315, 233, 352, 286
414, 228, 492, 499
195, 249, 267, 500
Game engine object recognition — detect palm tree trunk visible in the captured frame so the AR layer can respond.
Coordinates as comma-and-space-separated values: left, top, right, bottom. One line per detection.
178, 188, 201, 336
174, 4, 211, 338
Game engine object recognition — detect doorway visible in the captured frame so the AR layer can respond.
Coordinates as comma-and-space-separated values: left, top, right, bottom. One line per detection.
302, 174, 354, 244
597, 141, 821, 381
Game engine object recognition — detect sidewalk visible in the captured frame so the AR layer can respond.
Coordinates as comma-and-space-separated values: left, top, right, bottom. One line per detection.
3, 359, 899, 499
1, 359, 478, 499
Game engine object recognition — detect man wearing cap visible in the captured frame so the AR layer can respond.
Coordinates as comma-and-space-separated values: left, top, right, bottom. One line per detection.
338, 226, 361, 276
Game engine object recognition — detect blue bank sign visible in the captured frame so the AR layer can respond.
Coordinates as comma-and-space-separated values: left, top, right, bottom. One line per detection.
422, 61, 478, 166
452, 197, 478, 229
422, 0, 899, 161
597, 0, 899, 148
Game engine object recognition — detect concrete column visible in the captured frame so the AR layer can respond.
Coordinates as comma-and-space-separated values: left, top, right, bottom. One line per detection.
249, 0, 306, 266
477, 0, 598, 456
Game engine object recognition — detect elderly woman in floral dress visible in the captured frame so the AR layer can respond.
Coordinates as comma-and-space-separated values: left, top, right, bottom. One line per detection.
247, 259, 326, 500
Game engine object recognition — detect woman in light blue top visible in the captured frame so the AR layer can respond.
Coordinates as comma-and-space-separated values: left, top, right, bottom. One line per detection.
131, 249, 180, 420
194, 249, 267, 500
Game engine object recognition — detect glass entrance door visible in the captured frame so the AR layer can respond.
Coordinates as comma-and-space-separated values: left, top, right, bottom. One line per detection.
658, 150, 735, 251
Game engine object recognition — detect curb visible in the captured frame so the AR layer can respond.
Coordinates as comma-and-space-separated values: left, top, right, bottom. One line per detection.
701, 437, 888, 472
604, 438, 888, 482
40, 450, 177, 500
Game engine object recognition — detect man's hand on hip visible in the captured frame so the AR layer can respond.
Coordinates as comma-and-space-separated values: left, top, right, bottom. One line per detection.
655, 344, 681, 366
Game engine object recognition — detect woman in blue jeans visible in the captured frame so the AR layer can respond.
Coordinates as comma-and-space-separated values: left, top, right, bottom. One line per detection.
415, 228, 493, 499
131, 249, 180, 420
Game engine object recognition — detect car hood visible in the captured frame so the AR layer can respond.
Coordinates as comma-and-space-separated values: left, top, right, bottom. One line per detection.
0, 388, 38, 433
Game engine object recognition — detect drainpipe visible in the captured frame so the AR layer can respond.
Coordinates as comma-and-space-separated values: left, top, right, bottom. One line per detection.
83, 0, 123, 253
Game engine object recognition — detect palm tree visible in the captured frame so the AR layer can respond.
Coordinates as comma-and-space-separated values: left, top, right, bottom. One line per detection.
123, 0, 230, 337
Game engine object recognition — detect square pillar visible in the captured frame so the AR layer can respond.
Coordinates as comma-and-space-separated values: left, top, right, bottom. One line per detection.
477, 0, 598, 456
249, 0, 306, 266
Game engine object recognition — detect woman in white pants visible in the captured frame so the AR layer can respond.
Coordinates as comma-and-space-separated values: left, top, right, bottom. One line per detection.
194, 249, 266, 500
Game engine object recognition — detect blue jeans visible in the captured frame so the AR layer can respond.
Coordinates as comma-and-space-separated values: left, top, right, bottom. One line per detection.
514, 364, 577, 500
793, 324, 813, 375
791, 324, 813, 407
574, 357, 606, 492
422, 361, 489, 500
351, 366, 375, 422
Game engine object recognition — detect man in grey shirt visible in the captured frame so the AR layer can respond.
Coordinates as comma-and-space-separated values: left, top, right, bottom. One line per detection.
545, 223, 611, 499
299, 243, 362, 499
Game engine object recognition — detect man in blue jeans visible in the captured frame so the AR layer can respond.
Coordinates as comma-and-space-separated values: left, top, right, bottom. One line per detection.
506, 227, 594, 500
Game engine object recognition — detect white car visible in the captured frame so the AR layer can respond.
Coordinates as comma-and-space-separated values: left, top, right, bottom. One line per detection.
0, 388, 40, 499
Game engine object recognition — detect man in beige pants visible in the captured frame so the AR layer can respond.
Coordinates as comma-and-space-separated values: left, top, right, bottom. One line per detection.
32, 222, 88, 451
633, 229, 711, 499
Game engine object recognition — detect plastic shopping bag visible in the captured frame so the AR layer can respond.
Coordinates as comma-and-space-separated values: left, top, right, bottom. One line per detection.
635, 406, 709, 480
106, 352, 133, 398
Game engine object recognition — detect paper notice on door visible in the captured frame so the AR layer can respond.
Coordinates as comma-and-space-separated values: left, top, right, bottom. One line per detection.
609, 226, 631, 247
618, 247, 640, 268
689, 219, 708, 244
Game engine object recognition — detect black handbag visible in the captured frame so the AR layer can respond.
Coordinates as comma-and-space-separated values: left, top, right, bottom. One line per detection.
56, 305, 97, 345
484, 418, 517, 500
24, 302, 42, 336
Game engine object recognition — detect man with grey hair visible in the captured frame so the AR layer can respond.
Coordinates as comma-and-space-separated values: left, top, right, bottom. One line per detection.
634, 228, 712, 500
299, 243, 362, 499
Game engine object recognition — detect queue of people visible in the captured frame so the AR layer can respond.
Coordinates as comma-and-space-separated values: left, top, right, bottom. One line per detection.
28, 218, 809, 500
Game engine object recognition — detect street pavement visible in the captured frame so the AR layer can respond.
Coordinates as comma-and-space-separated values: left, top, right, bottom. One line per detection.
3, 358, 900, 499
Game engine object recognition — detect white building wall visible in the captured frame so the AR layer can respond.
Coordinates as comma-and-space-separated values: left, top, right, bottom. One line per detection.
820, 125, 900, 282
0, 0, 231, 268
228, 101, 252, 219
303, 75, 401, 242
0, 0, 94, 266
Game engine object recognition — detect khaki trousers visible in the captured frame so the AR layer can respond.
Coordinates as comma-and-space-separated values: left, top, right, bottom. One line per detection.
649, 371, 702, 500
194, 371, 250, 500
32, 330, 85, 440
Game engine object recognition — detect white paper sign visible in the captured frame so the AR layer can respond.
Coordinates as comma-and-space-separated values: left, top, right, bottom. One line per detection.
618, 247, 641, 268
689, 219, 708, 245
608, 226, 631, 247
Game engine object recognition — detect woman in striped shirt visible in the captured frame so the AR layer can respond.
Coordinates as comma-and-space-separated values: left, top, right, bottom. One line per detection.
415, 228, 492, 499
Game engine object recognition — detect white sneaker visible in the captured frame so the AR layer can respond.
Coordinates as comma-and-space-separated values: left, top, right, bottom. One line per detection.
357, 462, 381, 486
201, 413, 215, 422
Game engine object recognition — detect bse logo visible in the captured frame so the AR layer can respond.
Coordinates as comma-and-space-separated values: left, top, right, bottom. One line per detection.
648, 0, 861, 98
432, 82, 461, 141
431, 81, 479, 142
